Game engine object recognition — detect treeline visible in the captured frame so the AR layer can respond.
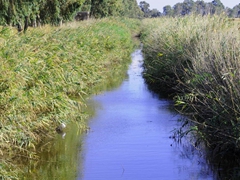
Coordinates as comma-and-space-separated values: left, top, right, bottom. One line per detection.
139, 0, 240, 18
0, 0, 143, 29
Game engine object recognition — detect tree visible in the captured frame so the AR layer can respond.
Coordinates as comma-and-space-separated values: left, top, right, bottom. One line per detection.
150, 9, 161, 17
121, 0, 144, 18
83, 0, 143, 18
81, 0, 91, 11
195, 0, 206, 15
139, 1, 151, 17
231, 3, 240, 18
89, 0, 123, 18
163, 5, 173, 16
225, 7, 233, 17
0, 0, 146, 28
0, 0, 85, 27
211, 0, 225, 14
205, 2, 215, 15
139, 1, 150, 13
173, 3, 183, 16
182, 0, 195, 15
159, 0, 239, 17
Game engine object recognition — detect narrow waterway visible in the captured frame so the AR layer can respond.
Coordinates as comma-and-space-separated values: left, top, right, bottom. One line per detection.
77, 48, 215, 180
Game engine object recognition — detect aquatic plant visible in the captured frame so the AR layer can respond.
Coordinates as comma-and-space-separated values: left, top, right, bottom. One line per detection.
141, 15, 240, 159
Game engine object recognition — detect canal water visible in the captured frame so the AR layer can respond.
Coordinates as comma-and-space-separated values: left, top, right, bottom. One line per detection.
77, 48, 215, 180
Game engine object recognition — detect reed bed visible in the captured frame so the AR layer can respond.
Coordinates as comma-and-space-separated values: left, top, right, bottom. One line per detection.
141, 15, 240, 157
0, 18, 139, 179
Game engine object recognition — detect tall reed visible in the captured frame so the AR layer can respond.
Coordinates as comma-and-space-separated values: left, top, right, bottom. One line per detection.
0, 18, 139, 179
141, 15, 240, 157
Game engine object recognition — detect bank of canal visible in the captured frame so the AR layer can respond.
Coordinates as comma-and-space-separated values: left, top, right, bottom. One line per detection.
77, 48, 215, 180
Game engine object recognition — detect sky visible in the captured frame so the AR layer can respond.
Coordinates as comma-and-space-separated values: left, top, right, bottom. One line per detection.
136, 0, 239, 12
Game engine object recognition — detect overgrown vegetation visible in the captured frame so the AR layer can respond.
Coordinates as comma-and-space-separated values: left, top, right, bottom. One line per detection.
0, 0, 143, 29
141, 15, 240, 161
0, 17, 141, 179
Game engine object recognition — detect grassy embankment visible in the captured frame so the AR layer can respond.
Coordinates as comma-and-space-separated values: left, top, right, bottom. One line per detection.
0, 18, 141, 179
141, 16, 240, 157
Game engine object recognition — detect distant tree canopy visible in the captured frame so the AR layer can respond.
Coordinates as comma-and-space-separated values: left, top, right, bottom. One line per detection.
229, 3, 240, 17
0, 0, 143, 28
139, 1, 162, 17
121, 0, 144, 18
0, 0, 85, 27
139, 0, 240, 18
85, 0, 143, 18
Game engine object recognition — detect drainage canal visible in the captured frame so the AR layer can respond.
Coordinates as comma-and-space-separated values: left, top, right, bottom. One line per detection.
77, 48, 215, 180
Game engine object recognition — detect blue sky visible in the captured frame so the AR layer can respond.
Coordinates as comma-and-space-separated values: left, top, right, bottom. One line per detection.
136, 0, 239, 12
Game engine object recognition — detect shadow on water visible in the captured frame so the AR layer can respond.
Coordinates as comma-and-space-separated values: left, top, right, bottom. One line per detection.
21, 123, 84, 180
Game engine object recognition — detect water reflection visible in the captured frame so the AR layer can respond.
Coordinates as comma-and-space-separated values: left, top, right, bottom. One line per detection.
77, 49, 215, 180
22, 123, 83, 180
20, 51, 131, 179
21, 48, 218, 180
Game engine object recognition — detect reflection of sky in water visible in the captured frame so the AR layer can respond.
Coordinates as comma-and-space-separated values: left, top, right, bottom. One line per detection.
78, 49, 215, 180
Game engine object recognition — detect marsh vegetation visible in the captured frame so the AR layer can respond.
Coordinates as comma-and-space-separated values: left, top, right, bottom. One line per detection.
1, 1, 240, 178
0, 18, 140, 179
141, 15, 240, 179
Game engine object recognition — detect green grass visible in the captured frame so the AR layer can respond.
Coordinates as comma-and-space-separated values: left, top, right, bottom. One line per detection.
0, 18, 140, 179
140, 15, 240, 158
